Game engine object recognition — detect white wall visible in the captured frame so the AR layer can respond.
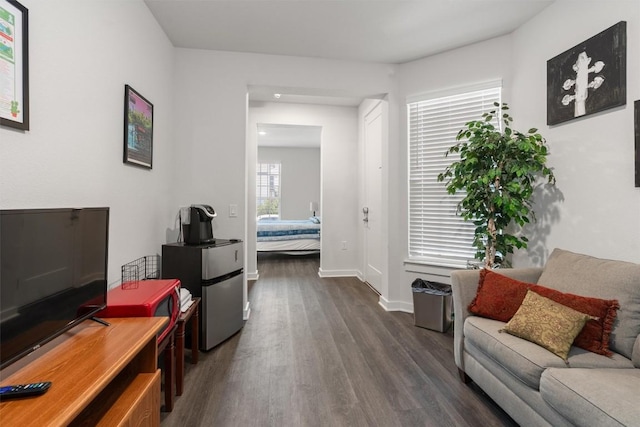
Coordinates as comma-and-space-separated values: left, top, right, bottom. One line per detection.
0, 0, 175, 286
257, 146, 321, 220
248, 101, 360, 279
172, 49, 395, 238
394, 1, 640, 311
509, 0, 640, 267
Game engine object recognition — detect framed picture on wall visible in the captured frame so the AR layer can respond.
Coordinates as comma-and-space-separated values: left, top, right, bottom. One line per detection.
0, 0, 29, 131
547, 21, 626, 126
123, 85, 154, 169
635, 100, 639, 188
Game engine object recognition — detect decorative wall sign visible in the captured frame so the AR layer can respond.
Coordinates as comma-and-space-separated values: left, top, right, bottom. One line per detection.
634, 100, 640, 187
0, 0, 29, 130
547, 21, 626, 126
123, 85, 153, 169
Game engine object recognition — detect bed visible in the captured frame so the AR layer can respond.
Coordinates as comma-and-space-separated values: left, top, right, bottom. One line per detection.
257, 217, 320, 253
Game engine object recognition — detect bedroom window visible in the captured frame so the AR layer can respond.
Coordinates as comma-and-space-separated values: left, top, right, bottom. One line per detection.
407, 82, 501, 268
256, 163, 281, 218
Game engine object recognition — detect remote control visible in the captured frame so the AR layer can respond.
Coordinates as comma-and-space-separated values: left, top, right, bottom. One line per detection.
0, 382, 51, 401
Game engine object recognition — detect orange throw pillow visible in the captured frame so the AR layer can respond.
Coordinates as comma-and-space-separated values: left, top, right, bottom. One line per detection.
469, 269, 619, 356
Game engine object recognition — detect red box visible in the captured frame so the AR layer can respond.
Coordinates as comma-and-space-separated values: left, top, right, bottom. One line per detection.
97, 279, 181, 343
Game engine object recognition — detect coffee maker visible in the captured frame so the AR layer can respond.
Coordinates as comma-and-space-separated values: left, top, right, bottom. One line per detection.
184, 204, 216, 245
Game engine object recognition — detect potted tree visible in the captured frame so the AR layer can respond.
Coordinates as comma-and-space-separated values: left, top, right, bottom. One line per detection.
437, 103, 555, 269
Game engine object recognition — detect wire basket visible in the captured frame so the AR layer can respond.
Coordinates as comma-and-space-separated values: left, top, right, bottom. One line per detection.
121, 255, 160, 286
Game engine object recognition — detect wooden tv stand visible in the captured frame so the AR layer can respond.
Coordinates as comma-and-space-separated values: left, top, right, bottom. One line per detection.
0, 317, 166, 426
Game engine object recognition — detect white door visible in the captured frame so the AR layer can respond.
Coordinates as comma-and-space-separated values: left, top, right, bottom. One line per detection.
363, 102, 383, 293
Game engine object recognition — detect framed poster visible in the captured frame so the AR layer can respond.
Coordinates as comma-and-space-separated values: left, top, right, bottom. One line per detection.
0, 0, 29, 130
123, 85, 153, 169
547, 21, 626, 126
634, 100, 640, 187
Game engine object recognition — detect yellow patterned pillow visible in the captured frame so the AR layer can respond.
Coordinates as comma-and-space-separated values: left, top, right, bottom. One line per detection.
501, 290, 595, 361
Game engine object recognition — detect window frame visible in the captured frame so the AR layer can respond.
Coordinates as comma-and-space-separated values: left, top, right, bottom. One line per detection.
256, 162, 281, 218
407, 80, 502, 268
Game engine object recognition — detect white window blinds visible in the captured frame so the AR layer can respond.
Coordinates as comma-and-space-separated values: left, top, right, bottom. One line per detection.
408, 85, 501, 268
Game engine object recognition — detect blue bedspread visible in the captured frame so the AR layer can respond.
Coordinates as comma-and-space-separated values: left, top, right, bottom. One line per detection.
257, 218, 321, 241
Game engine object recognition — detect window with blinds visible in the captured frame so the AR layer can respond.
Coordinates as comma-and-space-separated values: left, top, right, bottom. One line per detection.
408, 84, 501, 268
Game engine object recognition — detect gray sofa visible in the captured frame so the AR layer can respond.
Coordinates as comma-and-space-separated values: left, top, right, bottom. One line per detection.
451, 249, 640, 427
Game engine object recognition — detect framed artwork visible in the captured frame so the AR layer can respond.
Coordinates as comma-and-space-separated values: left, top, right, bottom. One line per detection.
547, 21, 626, 126
634, 100, 640, 187
0, 0, 29, 130
123, 85, 153, 169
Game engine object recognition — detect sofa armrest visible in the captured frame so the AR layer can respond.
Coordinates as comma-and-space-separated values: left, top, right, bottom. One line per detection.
450, 267, 544, 373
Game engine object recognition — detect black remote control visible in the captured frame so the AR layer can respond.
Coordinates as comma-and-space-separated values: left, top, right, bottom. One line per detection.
0, 382, 51, 401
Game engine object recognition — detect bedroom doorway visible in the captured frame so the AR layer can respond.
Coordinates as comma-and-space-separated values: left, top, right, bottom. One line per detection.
256, 124, 322, 255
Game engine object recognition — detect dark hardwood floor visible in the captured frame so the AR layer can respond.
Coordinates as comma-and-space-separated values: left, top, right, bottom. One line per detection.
161, 253, 517, 427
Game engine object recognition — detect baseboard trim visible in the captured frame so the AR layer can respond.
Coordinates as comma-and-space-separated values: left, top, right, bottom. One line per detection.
247, 271, 259, 281
243, 301, 251, 320
378, 295, 413, 313
318, 268, 359, 278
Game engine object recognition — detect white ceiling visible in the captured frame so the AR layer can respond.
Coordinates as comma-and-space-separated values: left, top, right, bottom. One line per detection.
145, 1, 554, 128
257, 123, 322, 148
144, 0, 553, 64
248, 86, 370, 107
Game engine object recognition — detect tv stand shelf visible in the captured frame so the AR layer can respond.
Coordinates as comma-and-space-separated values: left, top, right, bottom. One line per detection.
0, 317, 166, 426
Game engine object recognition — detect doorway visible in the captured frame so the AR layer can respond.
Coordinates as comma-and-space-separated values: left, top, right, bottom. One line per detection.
257, 124, 322, 221
256, 124, 322, 256
246, 90, 383, 284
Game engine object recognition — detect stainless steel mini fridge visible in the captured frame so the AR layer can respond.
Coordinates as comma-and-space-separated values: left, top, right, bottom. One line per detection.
162, 239, 244, 350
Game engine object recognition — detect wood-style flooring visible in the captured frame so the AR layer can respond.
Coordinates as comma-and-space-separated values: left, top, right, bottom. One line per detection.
161, 253, 517, 427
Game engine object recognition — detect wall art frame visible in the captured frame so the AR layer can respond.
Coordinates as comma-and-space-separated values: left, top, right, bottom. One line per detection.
0, 0, 29, 130
635, 100, 639, 188
123, 85, 154, 169
547, 21, 626, 126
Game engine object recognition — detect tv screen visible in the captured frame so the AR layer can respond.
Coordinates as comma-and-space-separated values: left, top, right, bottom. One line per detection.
0, 207, 109, 369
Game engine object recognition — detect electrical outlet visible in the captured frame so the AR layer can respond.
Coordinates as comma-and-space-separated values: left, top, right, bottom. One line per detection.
229, 204, 238, 218
341, 241, 347, 250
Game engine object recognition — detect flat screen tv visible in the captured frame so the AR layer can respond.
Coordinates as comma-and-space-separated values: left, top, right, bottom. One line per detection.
0, 207, 109, 370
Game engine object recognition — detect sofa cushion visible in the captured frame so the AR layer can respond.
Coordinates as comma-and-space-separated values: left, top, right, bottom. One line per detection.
501, 290, 594, 361
540, 368, 640, 427
464, 317, 633, 389
469, 269, 619, 356
538, 249, 640, 359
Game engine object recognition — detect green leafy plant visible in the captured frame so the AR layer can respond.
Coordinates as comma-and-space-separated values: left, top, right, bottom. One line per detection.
257, 198, 279, 216
437, 103, 555, 269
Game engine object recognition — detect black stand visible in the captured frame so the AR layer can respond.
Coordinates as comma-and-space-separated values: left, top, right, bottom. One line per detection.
90, 316, 111, 326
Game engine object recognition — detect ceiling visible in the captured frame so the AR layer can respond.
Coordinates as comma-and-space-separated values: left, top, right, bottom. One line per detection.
248, 86, 369, 107
257, 123, 322, 148
145, 1, 553, 113
144, 0, 553, 65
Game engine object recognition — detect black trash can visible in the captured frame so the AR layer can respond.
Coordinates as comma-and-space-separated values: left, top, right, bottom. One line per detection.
411, 279, 452, 332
